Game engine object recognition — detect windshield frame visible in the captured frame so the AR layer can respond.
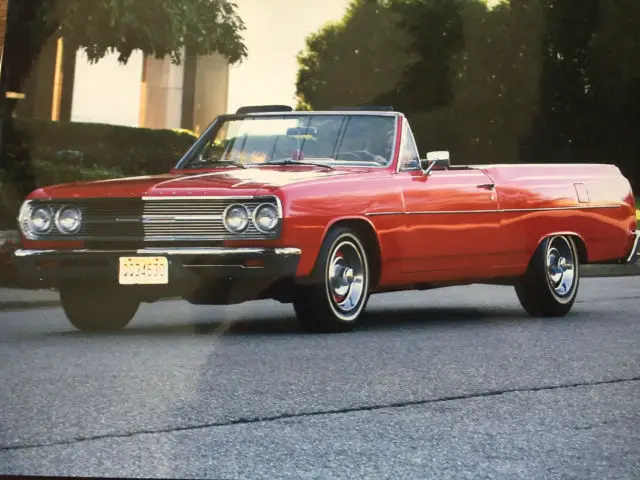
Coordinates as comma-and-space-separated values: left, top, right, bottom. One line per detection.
173, 111, 401, 171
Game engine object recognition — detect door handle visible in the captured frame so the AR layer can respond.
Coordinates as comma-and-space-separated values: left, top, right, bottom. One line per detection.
477, 183, 495, 190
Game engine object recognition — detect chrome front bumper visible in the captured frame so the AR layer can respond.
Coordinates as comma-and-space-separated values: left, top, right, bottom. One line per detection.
12, 246, 302, 287
14, 247, 301, 259
625, 230, 640, 264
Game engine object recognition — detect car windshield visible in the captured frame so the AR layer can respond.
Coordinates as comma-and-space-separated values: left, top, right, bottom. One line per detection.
180, 114, 396, 169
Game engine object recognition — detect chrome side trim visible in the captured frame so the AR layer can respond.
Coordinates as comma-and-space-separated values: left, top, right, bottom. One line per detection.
365, 204, 623, 216
14, 247, 301, 257
626, 230, 640, 264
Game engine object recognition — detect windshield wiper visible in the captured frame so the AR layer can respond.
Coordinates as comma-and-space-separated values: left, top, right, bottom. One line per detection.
268, 159, 334, 170
199, 162, 247, 169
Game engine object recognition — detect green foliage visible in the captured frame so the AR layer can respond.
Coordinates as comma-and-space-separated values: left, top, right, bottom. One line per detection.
30, 161, 124, 186
11, 119, 196, 177
0, 119, 197, 225
0, 0, 247, 125
296, 0, 417, 110
448, 0, 544, 162
54, 0, 247, 65
295, 0, 640, 188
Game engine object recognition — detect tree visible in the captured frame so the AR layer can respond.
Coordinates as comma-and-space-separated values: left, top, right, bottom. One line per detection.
448, 0, 544, 163
0, 0, 7, 54
523, 0, 600, 158
1, 0, 247, 114
586, 0, 640, 186
295, 0, 415, 110
385, 0, 468, 113
56, 0, 247, 65
0, 0, 248, 224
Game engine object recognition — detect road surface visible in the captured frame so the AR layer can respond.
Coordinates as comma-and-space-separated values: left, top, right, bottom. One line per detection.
1, 277, 639, 479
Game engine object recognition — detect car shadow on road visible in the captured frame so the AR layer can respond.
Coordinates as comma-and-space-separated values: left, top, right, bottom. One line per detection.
49, 305, 530, 338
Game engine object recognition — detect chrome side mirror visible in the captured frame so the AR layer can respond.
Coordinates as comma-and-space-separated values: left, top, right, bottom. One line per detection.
419, 150, 450, 175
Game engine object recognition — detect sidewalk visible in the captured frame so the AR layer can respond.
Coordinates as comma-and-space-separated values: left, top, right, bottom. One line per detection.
582, 263, 640, 277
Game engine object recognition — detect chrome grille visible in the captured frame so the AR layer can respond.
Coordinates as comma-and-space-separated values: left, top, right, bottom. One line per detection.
29, 197, 280, 241
142, 199, 280, 240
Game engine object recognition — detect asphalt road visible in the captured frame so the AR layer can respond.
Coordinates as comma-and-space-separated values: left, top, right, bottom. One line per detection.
1, 277, 639, 479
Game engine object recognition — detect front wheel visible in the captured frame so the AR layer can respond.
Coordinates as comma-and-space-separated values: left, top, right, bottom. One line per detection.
293, 227, 370, 333
59, 281, 140, 332
515, 235, 580, 317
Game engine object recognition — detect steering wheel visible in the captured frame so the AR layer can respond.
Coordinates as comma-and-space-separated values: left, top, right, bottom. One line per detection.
340, 150, 379, 162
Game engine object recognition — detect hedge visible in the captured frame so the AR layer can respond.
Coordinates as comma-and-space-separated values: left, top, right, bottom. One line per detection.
10, 118, 197, 176
1, 118, 198, 226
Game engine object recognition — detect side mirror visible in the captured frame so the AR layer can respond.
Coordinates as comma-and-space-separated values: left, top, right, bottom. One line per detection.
419, 150, 450, 175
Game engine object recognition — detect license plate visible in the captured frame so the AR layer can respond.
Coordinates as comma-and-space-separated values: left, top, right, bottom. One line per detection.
118, 256, 169, 285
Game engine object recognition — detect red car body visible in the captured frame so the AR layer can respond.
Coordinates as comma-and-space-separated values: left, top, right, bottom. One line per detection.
13, 107, 640, 332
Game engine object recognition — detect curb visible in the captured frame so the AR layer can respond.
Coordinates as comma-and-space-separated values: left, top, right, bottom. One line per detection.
582, 264, 640, 277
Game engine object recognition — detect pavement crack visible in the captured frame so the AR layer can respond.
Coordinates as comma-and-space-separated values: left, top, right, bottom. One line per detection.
2, 376, 639, 452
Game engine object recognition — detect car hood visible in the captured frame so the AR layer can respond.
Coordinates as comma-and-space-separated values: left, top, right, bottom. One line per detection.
30, 166, 362, 200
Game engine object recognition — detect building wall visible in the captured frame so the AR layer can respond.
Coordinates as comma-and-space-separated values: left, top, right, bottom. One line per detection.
192, 53, 229, 134
7, 0, 351, 129
139, 52, 185, 130
68, 48, 228, 133
70, 50, 144, 127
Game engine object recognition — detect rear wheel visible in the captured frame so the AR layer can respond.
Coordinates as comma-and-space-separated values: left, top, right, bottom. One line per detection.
293, 227, 370, 333
515, 235, 580, 317
60, 281, 140, 332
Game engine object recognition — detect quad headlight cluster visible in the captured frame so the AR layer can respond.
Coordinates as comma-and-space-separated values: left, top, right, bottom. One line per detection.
223, 202, 280, 235
18, 201, 83, 239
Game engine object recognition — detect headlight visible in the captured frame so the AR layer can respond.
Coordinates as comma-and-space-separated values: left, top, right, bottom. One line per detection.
252, 203, 279, 233
18, 202, 53, 238
55, 206, 82, 234
223, 204, 249, 233
31, 208, 53, 233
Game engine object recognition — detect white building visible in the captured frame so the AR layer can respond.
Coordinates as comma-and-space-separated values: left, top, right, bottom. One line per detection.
16, 0, 350, 133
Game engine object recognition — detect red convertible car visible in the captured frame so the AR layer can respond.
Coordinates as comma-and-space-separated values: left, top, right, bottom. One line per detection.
13, 105, 640, 332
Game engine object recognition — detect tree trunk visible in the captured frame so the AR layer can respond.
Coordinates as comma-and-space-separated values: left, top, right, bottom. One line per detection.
0, 0, 58, 225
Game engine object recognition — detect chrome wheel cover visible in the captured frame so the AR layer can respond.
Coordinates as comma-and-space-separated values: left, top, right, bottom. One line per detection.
326, 239, 367, 321
545, 236, 576, 299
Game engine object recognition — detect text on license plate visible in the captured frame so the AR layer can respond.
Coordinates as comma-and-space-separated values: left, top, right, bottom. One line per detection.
118, 256, 169, 285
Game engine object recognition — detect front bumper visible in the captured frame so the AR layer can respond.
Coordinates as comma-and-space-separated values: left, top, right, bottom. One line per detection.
624, 230, 640, 264
12, 246, 301, 288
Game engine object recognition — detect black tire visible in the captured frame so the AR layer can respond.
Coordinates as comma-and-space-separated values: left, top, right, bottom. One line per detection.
515, 235, 580, 317
293, 227, 370, 333
59, 281, 140, 332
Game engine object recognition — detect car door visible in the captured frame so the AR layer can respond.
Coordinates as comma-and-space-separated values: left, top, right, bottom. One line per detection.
395, 123, 505, 280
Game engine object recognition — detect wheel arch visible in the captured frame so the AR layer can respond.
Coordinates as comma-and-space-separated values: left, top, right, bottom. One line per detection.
533, 231, 588, 264
321, 217, 383, 288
